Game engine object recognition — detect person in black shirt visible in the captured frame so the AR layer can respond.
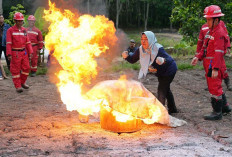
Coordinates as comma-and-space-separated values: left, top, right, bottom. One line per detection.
126, 39, 138, 56
0, 15, 11, 70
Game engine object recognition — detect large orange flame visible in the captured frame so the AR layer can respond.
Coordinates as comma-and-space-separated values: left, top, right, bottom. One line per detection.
44, 1, 169, 125
44, 1, 117, 115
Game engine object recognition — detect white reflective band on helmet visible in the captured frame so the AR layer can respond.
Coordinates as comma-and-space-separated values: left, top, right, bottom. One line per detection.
12, 33, 25, 36
215, 50, 224, 53
12, 74, 20, 78
202, 27, 209, 30
6, 42, 12, 44
27, 31, 38, 35
213, 10, 221, 14
21, 71, 29, 75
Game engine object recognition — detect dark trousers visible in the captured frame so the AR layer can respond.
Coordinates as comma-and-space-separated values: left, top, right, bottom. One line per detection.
0, 45, 10, 70
157, 73, 176, 113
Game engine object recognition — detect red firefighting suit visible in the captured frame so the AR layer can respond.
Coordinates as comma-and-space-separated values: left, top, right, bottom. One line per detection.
196, 23, 228, 97
6, 25, 33, 88
26, 26, 43, 72
196, 21, 231, 79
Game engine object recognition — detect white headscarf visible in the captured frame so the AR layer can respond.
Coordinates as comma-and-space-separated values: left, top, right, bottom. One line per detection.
138, 31, 163, 79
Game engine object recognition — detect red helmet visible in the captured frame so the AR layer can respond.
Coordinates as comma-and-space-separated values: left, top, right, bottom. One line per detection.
203, 7, 209, 15
28, 15, 36, 21
13, 12, 24, 20
204, 5, 224, 18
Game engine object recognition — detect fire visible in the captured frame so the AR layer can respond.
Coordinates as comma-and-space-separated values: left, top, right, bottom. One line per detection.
44, 1, 169, 126
44, 1, 117, 116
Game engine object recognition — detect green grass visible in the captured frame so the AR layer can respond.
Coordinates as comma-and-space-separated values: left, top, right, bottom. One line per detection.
177, 63, 203, 70
105, 61, 140, 72
2, 65, 48, 76
36, 66, 48, 75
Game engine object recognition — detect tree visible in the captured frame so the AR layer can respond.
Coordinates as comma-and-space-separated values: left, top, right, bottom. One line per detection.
4, 4, 26, 26
171, 0, 232, 44
0, 0, 2, 15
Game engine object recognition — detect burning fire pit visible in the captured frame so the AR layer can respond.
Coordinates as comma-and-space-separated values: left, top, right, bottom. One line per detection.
100, 105, 142, 133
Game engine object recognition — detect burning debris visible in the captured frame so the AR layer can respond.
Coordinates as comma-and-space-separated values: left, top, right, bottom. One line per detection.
44, 1, 186, 133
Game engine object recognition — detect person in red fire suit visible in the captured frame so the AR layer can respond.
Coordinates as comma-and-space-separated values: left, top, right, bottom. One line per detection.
6, 12, 33, 93
26, 15, 43, 77
191, 5, 230, 120
196, 7, 232, 91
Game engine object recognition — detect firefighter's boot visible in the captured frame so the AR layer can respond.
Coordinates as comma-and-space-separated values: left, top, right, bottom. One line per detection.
21, 83, 29, 89
16, 88, 23, 93
222, 93, 231, 114
204, 98, 222, 120
167, 90, 178, 114
224, 77, 232, 91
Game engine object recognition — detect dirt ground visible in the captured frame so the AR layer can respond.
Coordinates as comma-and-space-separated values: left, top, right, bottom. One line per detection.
0, 64, 232, 156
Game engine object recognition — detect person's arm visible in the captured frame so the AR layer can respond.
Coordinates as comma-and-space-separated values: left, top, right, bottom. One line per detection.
125, 48, 140, 63
155, 48, 172, 65
6, 29, 12, 57
25, 30, 33, 56
212, 34, 225, 70
38, 30, 44, 50
196, 27, 204, 55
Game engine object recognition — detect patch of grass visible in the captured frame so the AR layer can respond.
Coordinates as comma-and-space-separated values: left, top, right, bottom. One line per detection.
177, 63, 203, 70
105, 61, 140, 72
36, 66, 48, 75
3, 65, 10, 76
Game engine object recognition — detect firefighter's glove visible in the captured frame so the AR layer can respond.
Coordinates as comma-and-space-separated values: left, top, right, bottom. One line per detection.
122, 51, 129, 59
212, 69, 218, 79
7, 55, 12, 62
156, 57, 165, 65
191, 57, 198, 66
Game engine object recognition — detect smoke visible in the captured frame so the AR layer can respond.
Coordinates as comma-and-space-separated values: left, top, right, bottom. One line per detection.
26, 0, 107, 16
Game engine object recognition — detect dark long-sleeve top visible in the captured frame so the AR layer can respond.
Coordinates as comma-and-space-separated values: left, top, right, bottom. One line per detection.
125, 47, 177, 77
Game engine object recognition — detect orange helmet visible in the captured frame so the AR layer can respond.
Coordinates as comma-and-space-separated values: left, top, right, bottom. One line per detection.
204, 5, 224, 18
13, 12, 24, 20
28, 15, 36, 21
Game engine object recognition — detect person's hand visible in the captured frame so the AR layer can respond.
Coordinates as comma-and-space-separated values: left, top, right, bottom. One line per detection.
191, 57, 198, 66
7, 55, 12, 62
212, 69, 218, 78
122, 51, 129, 59
148, 65, 157, 73
156, 57, 165, 65
227, 48, 231, 55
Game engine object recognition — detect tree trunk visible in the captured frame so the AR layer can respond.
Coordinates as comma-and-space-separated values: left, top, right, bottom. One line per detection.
0, 0, 2, 15
144, 2, 149, 31
116, 0, 122, 29
87, 0, 90, 14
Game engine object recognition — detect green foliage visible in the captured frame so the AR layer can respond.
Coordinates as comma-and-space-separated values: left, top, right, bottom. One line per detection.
4, 4, 26, 26
34, 7, 49, 38
106, 61, 140, 72
177, 63, 203, 70
171, 0, 232, 44
35, 66, 48, 75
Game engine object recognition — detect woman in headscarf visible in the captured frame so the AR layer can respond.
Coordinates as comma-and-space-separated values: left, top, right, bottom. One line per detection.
122, 31, 178, 114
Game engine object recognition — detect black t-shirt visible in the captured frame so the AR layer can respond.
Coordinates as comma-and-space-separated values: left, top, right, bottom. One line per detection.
0, 24, 4, 42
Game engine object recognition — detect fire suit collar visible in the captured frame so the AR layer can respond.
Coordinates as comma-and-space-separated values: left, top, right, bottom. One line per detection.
12, 25, 26, 32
